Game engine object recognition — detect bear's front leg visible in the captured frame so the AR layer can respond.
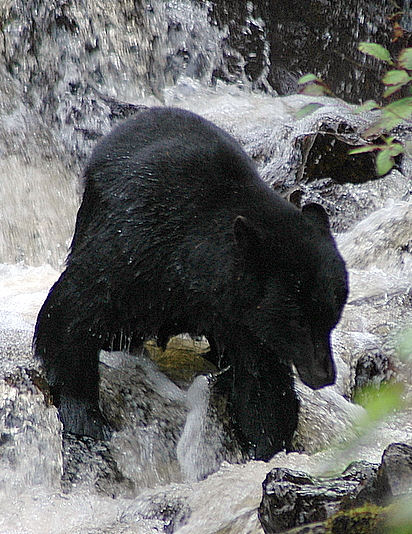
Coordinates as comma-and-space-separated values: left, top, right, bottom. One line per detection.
230, 346, 299, 461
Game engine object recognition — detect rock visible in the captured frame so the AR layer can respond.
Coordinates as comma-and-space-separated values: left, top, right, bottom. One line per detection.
0, 314, 242, 497
326, 504, 387, 534
0, 365, 63, 492
61, 433, 135, 497
258, 443, 412, 534
337, 201, 412, 272
299, 174, 412, 234
135, 491, 192, 534
380, 443, 412, 498
209, 0, 406, 102
258, 462, 378, 533
353, 351, 392, 394
293, 377, 364, 454
363, 442, 412, 505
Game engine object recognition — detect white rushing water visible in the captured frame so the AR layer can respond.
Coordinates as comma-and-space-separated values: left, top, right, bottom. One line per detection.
1, 1, 411, 531
1, 102, 411, 532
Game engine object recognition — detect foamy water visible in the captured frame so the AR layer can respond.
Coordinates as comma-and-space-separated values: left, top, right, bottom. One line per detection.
0, 77, 411, 532
1, 194, 411, 532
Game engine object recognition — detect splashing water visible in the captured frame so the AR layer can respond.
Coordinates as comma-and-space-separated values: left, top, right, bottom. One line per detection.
1, 1, 411, 532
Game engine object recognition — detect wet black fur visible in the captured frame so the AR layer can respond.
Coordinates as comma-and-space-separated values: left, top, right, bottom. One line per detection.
34, 107, 348, 460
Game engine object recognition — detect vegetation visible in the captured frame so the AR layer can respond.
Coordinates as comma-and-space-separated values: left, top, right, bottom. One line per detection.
326, 503, 388, 534
296, 24, 411, 177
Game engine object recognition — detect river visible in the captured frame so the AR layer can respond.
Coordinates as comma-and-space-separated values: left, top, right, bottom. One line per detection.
0, 1, 411, 533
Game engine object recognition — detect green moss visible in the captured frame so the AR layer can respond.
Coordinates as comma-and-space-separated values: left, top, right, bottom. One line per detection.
326, 504, 388, 534
144, 336, 216, 383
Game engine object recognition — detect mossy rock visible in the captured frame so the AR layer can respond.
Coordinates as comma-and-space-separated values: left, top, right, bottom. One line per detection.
144, 336, 216, 383
326, 504, 388, 534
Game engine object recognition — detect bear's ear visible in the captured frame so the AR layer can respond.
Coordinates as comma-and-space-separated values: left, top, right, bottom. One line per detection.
233, 215, 261, 256
302, 203, 330, 233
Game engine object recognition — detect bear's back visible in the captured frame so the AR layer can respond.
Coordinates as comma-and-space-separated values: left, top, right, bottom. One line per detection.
85, 107, 261, 200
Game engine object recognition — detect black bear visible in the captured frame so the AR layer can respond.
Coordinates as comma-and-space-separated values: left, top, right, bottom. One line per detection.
34, 107, 348, 460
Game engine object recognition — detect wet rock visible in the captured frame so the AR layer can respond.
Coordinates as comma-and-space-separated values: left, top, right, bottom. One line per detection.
380, 443, 412, 497
0, 365, 63, 493
2, 0, 411, 268
210, 0, 407, 102
232, 99, 412, 234
300, 125, 377, 185
98, 350, 242, 489
293, 375, 363, 454
362, 442, 412, 505
338, 201, 412, 271
61, 433, 135, 497
326, 504, 387, 534
277, 524, 326, 534
298, 173, 412, 234
258, 443, 412, 534
258, 462, 378, 533
328, 200, 412, 405
136, 492, 192, 534
353, 351, 392, 394
144, 336, 215, 384
0, 323, 242, 498
0, 0, 227, 171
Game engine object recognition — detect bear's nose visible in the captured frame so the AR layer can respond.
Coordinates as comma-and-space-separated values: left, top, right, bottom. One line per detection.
296, 354, 336, 389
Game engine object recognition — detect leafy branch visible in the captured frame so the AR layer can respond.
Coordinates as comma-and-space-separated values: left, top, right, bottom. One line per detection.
296, 41, 412, 176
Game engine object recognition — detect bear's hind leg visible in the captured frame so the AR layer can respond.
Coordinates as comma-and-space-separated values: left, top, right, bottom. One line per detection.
50, 336, 111, 440
34, 272, 110, 440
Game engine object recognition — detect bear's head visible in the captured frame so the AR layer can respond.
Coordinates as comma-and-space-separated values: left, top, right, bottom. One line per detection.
233, 203, 348, 389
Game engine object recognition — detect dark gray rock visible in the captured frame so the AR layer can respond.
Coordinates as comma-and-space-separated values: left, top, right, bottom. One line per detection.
259, 443, 412, 533
136, 492, 192, 534
210, 0, 409, 101
258, 462, 378, 533
353, 351, 392, 395
61, 433, 135, 497
365, 442, 412, 505
380, 443, 412, 498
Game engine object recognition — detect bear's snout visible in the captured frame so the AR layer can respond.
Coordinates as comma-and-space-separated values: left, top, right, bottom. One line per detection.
295, 340, 336, 389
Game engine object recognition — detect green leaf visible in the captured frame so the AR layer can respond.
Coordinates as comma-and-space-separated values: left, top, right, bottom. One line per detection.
300, 84, 328, 97
383, 84, 406, 98
353, 100, 379, 113
365, 97, 412, 136
382, 96, 412, 120
362, 120, 386, 137
359, 42, 394, 64
398, 48, 412, 70
388, 142, 404, 156
348, 145, 380, 154
297, 73, 319, 85
295, 102, 325, 119
382, 69, 410, 85
376, 148, 395, 175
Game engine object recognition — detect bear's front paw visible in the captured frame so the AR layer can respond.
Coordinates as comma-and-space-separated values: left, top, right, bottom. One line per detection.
58, 395, 112, 441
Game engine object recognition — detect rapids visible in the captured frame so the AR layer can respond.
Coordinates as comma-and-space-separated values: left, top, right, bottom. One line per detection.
0, 1, 411, 532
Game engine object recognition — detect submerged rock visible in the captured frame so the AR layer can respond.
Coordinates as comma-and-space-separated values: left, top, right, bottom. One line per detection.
0, 365, 62, 494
